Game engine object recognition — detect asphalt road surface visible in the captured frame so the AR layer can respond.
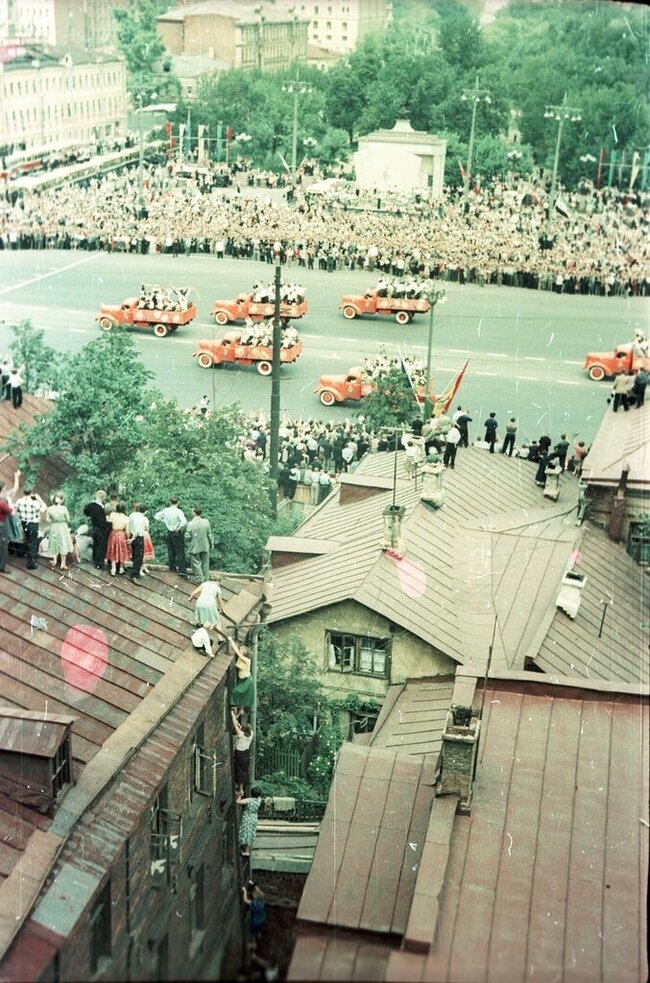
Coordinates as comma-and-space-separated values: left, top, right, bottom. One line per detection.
0, 250, 645, 445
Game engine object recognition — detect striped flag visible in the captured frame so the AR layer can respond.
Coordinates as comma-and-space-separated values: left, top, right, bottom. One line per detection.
433, 360, 469, 415
628, 150, 640, 190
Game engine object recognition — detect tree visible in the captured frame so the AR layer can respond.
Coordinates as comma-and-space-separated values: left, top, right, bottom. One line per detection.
8, 320, 68, 394
8, 332, 154, 488
362, 367, 420, 432
114, 0, 177, 104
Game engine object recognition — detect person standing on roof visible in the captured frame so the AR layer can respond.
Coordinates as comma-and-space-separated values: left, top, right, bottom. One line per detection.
484, 412, 498, 453
15, 484, 47, 571
155, 496, 188, 576
83, 489, 110, 570
186, 506, 214, 584
500, 418, 517, 457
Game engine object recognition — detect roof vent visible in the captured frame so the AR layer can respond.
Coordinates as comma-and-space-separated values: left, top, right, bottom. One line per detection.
0, 709, 75, 816
555, 570, 587, 619
381, 504, 406, 556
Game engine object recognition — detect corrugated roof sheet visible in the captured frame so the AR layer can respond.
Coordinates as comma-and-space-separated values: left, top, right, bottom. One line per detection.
297, 744, 436, 937
289, 677, 649, 983
267, 449, 580, 666
368, 680, 454, 763
581, 402, 650, 488
533, 524, 649, 684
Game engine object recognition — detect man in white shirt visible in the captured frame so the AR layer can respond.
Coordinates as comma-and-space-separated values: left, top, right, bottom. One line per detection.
155, 497, 188, 576
9, 366, 24, 409
443, 425, 461, 469
127, 503, 148, 584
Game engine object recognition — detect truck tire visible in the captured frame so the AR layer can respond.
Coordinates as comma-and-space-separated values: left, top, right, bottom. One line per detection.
320, 390, 336, 406
342, 305, 356, 320
257, 361, 272, 376
588, 365, 606, 381
153, 323, 170, 338
215, 310, 229, 326
99, 316, 115, 331
197, 353, 213, 369
395, 310, 410, 325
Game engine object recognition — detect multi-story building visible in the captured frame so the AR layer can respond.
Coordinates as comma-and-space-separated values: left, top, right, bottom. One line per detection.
157, 0, 309, 72
0, 46, 127, 151
0, 0, 127, 50
279, 0, 392, 54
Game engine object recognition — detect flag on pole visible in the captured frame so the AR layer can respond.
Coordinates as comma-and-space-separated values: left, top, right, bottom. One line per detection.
628, 150, 640, 191
596, 147, 606, 189
226, 125, 233, 142
433, 360, 469, 416
617, 148, 626, 186
555, 196, 573, 220
641, 148, 650, 192
397, 350, 423, 407
607, 149, 617, 187
178, 123, 185, 163
198, 124, 206, 165
458, 159, 467, 180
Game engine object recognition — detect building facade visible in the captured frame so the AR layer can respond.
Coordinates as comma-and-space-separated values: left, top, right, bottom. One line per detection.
0, 0, 127, 49
281, 0, 392, 53
158, 1, 309, 72
354, 118, 447, 197
0, 47, 127, 151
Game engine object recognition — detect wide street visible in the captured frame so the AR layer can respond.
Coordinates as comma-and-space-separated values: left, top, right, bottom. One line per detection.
0, 249, 645, 444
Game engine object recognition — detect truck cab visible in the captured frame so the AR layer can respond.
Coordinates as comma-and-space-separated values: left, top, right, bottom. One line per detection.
314, 367, 374, 406
584, 344, 650, 381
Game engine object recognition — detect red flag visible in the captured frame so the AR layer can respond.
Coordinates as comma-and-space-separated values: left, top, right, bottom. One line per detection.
226, 126, 233, 141
458, 158, 467, 180
433, 359, 469, 415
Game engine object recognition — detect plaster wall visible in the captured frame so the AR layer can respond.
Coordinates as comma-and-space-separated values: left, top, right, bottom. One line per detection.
353, 139, 446, 196
272, 598, 456, 701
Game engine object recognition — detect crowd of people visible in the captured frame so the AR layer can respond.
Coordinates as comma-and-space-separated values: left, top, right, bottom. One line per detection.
249, 279, 305, 305
237, 318, 300, 349
136, 284, 192, 311
374, 276, 433, 299
1, 162, 648, 296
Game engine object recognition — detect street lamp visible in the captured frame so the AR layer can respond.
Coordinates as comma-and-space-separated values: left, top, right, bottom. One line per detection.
281, 76, 313, 183
423, 287, 447, 420
137, 90, 155, 219
543, 93, 582, 237
461, 77, 491, 213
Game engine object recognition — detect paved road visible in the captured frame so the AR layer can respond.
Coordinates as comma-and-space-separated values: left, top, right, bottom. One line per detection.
0, 250, 645, 444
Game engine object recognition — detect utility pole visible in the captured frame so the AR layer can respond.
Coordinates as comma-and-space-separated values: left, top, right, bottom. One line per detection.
423, 288, 447, 420
461, 77, 491, 214
268, 265, 283, 518
281, 73, 312, 183
543, 94, 582, 239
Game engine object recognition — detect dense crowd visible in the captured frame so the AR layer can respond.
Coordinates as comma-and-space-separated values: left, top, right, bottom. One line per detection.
1, 162, 648, 296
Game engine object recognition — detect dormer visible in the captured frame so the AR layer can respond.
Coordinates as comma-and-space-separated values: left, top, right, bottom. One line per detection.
0, 709, 75, 816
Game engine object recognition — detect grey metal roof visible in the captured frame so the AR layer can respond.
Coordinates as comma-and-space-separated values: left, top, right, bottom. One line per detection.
581, 401, 650, 488
368, 679, 455, 763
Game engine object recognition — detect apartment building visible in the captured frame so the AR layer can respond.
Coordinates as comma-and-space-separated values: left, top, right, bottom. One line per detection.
157, 0, 309, 72
0, 46, 126, 150
0, 0, 127, 49
279, 0, 392, 54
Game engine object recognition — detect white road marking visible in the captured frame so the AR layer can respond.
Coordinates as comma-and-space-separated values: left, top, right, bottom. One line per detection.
486, 352, 508, 358
517, 376, 539, 381
525, 356, 546, 362
474, 371, 499, 377
557, 380, 580, 386
0, 254, 97, 296
563, 360, 583, 365
449, 348, 470, 353
69, 328, 91, 334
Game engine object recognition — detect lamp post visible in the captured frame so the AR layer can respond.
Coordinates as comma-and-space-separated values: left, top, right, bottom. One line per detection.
461, 77, 491, 213
281, 76, 313, 183
543, 93, 582, 238
423, 287, 447, 421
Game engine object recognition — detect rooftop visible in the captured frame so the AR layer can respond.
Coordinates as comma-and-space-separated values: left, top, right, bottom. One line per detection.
158, 0, 309, 25
581, 401, 650, 489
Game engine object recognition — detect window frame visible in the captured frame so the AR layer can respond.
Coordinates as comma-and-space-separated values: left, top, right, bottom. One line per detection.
89, 881, 112, 976
327, 630, 390, 678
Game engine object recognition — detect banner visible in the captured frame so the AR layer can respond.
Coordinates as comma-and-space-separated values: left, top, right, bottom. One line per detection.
397, 350, 422, 407
607, 149, 617, 187
178, 123, 185, 163
628, 150, 640, 191
617, 148, 626, 187
596, 147, 606, 189
642, 148, 650, 192
198, 124, 206, 165
434, 360, 469, 416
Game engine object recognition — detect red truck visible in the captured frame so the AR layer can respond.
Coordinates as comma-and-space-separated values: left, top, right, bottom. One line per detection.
193, 330, 304, 376
339, 290, 430, 325
96, 297, 196, 337
584, 344, 650, 381
315, 367, 427, 406
211, 294, 308, 326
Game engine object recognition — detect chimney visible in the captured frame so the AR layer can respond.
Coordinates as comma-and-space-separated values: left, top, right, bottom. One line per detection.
607, 466, 629, 542
555, 569, 587, 619
437, 705, 480, 814
381, 504, 406, 556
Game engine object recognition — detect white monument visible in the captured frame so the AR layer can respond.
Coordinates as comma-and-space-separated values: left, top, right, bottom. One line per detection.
353, 119, 447, 198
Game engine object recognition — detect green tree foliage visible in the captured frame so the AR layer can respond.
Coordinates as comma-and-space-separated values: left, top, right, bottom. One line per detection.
362, 367, 421, 432
8, 320, 68, 394
114, 0, 178, 104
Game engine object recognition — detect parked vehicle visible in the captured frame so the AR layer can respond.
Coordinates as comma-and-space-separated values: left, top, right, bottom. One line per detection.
193, 330, 304, 375
96, 295, 196, 337
583, 344, 650, 381
339, 290, 430, 325
210, 293, 308, 326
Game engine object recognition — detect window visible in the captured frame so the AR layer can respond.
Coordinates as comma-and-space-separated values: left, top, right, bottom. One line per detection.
192, 723, 217, 798
51, 735, 71, 801
151, 786, 183, 884
89, 881, 111, 975
327, 631, 390, 677
627, 519, 650, 565
349, 707, 379, 740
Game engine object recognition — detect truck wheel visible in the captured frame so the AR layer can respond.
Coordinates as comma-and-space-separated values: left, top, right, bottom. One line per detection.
99, 316, 114, 332
197, 353, 213, 368
257, 361, 272, 376
588, 365, 606, 381
153, 323, 169, 338
342, 306, 356, 320
395, 310, 410, 325
215, 311, 229, 326
320, 390, 336, 406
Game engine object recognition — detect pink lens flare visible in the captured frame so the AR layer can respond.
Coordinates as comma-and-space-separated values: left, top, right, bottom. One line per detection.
61, 625, 109, 698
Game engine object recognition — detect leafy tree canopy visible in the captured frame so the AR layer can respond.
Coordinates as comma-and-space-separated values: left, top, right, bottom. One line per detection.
8, 320, 68, 395
362, 367, 421, 433
114, 0, 179, 104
